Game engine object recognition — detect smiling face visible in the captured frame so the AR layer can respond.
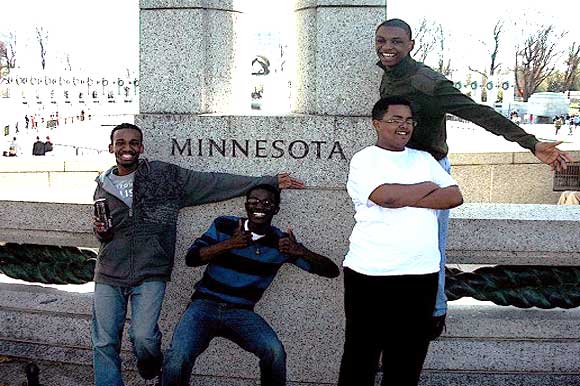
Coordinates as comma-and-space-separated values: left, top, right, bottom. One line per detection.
245, 188, 279, 231
373, 104, 414, 151
109, 128, 144, 175
375, 25, 414, 68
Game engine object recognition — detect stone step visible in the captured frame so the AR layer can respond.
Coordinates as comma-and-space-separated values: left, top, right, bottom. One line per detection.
1, 357, 579, 386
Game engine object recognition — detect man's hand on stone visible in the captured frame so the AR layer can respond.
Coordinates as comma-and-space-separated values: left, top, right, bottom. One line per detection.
534, 141, 574, 172
277, 172, 305, 189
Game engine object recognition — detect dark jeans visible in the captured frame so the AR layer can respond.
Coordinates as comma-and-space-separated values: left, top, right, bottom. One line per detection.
338, 268, 438, 386
162, 298, 286, 386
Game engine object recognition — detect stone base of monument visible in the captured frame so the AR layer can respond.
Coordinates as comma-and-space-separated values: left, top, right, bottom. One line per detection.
1, 279, 579, 385
1, 357, 578, 386
1, 202, 579, 385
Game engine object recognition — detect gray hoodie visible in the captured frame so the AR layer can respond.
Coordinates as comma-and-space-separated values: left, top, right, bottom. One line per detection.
93, 159, 277, 287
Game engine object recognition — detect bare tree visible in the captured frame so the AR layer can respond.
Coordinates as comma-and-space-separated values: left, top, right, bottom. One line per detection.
514, 25, 565, 101
412, 18, 438, 63
488, 20, 503, 76
467, 21, 504, 102
36, 26, 48, 70
4, 32, 17, 70
65, 53, 72, 71
541, 70, 565, 92
563, 42, 580, 91
0, 41, 7, 76
436, 24, 452, 76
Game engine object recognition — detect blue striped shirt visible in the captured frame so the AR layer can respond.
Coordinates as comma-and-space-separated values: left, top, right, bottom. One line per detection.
186, 216, 312, 308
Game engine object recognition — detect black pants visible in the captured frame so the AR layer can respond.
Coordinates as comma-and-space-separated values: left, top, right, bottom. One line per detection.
337, 268, 438, 386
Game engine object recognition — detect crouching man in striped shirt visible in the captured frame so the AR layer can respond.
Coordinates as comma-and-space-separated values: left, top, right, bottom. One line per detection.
162, 184, 340, 386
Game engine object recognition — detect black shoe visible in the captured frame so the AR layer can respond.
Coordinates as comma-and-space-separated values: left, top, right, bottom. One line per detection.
428, 314, 447, 341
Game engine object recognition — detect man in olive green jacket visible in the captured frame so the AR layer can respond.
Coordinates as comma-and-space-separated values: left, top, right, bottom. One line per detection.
375, 18, 573, 339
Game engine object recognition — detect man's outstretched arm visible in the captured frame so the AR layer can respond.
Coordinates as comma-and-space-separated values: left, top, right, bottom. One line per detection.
435, 80, 573, 171
180, 168, 304, 208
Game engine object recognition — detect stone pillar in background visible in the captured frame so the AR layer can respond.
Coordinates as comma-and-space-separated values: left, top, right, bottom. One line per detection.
292, 0, 386, 116
140, 1, 250, 114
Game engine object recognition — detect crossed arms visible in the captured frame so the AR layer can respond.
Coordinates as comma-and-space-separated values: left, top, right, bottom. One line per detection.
369, 182, 463, 209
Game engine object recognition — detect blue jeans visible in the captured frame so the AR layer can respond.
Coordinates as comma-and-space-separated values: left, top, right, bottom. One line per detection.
434, 157, 451, 317
91, 281, 166, 386
162, 298, 286, 386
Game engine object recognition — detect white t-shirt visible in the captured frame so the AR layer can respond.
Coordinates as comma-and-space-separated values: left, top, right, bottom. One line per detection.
344, 146, 457, 276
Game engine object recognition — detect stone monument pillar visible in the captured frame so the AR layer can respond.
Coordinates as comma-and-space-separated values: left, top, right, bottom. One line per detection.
137, 1, 386, 384
292, 0, 386, 115
140, 0, 250, 114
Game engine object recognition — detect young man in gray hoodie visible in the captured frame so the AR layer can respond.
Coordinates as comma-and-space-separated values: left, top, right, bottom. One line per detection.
92, 123, 303, 386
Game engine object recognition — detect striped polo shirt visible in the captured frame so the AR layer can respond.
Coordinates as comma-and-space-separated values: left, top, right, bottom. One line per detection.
186, 216, 312, 308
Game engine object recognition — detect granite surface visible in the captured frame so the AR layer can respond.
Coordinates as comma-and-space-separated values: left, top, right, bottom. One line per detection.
2, 356, 578, 386
293, 3, 384, 115
1, 199, 579, 383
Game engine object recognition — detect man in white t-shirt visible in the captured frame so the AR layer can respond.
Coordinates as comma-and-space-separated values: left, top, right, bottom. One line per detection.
338, 96, 463, 386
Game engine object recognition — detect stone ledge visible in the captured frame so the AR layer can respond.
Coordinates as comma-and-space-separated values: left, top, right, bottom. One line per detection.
1, 357, 578, 386
2, 301, 578, 379
1, 200, 579, 264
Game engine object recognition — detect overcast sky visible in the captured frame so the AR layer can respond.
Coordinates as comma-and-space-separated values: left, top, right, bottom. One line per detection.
2, 0, 139, 74
2, 0, 579, 77
388, 0, 580, 75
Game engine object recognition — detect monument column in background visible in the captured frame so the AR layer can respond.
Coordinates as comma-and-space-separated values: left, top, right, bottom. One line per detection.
292, 0, 386, 115
140, 0, 250, 114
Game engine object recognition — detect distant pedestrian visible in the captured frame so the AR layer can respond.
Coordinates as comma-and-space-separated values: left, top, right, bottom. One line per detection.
33, 137, 46, 156
25, 115, 30, 129
44, 136, 53, 153
8, 137, 19, 157
554, 116, 563, 135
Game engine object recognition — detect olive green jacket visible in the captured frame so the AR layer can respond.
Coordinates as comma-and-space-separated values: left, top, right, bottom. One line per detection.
379, 56, 538, 160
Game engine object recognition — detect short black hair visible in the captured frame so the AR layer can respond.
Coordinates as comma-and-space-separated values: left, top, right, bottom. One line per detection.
372, 96, 414, 120
376, 18, 413, 40
246, 184, 281, 206
110, 123, 143, 144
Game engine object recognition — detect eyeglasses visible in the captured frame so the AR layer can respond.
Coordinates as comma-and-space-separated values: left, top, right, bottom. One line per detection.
380, 118, 418, 127
246, 198, 276, 208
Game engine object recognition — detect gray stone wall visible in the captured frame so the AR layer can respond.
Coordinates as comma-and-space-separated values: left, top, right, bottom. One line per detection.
1, 201, 579, 385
